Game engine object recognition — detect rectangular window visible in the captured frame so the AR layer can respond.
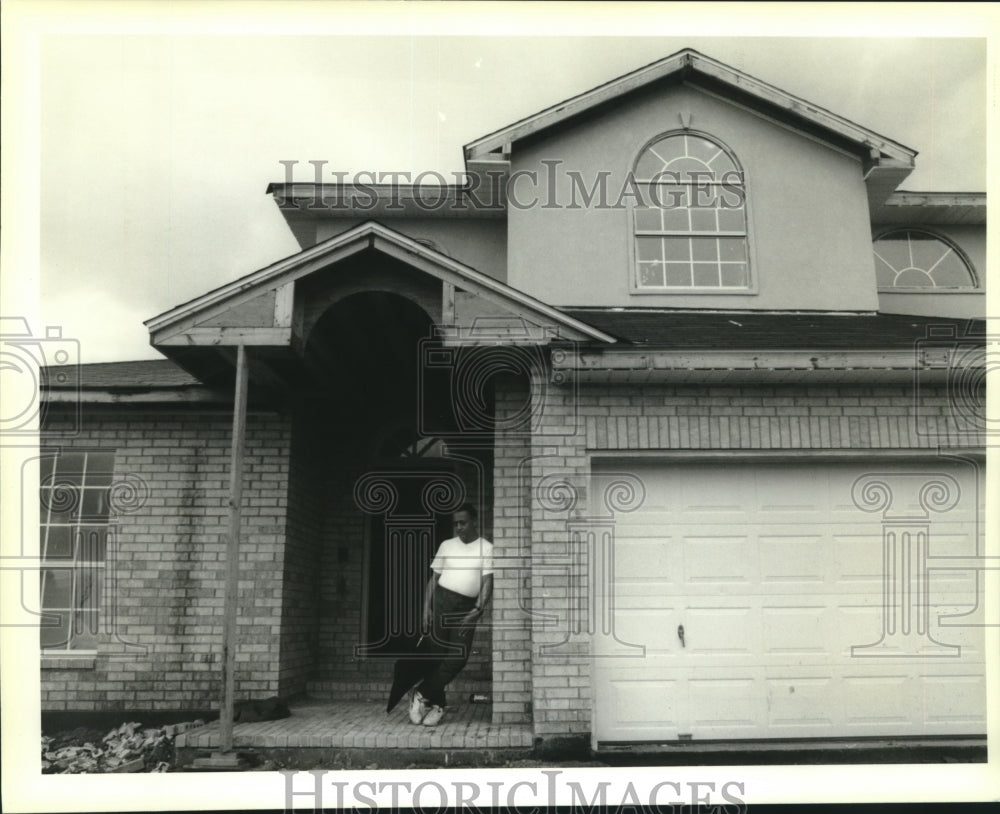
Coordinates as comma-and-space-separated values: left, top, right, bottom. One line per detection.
39, 450, 115, 651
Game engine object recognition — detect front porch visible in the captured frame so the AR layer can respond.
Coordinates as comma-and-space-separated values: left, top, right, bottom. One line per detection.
174, 698, 535, 766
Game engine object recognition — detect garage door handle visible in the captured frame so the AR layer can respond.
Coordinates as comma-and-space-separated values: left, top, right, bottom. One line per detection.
677, 625, 685, 648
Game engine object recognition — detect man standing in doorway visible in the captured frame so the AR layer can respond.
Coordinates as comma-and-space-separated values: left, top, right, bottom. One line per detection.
410, 503, 493, 726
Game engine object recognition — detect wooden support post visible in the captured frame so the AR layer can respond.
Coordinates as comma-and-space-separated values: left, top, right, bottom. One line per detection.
220, 344, 249, 754
442, 281, 456, 325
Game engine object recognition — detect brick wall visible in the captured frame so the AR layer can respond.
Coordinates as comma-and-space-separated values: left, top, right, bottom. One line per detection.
277, 408, 326, 697
523, 381, 982, 739
490, 375, 534, 724
40, 404, 293, 711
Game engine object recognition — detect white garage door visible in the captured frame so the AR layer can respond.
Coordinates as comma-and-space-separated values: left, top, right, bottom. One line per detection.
591, 457, 986, 744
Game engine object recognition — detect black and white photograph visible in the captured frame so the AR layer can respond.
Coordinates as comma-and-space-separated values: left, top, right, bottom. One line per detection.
1, 2, 998, 811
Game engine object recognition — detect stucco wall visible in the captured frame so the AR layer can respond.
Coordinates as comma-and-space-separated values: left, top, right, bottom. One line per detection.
506, 83, 879, 311
313, 217, 508, 282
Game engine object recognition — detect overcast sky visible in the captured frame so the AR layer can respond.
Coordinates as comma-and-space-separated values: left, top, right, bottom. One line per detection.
23, 8, 992, 363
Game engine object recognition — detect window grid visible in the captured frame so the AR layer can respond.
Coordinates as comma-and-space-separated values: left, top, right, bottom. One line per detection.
40, 451, 113, 651
633, 133, 749, 290
873, 229, 978, 290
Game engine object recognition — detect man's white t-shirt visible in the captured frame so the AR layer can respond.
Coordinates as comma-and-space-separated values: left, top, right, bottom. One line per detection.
430, 536, 494, 598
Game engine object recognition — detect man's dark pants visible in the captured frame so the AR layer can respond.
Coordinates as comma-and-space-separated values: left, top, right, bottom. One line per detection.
419, 585, 477, 707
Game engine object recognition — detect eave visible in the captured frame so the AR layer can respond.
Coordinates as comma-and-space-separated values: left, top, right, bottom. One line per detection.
550, 347, 984, 385
464, 49, 916, 172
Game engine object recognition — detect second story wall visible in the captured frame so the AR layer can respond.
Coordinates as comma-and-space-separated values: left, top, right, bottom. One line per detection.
506, 81, 880, 312
313, 218, 508, 283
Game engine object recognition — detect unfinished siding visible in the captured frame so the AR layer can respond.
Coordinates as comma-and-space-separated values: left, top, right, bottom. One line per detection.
40, 405, 293, 711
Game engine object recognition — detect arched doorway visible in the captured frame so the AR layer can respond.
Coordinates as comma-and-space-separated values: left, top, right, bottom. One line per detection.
304, 288, 493, 696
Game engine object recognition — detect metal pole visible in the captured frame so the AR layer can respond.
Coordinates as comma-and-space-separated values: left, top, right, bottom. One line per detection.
220, 345, 249, 753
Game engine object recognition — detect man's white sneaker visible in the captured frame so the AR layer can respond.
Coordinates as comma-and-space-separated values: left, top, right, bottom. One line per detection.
421, 705, 445, 727
409, 691, 430, 724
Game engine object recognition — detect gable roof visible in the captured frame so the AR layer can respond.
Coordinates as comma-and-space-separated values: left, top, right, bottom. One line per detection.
146, 220, 615, 346
464, 49, 915, 199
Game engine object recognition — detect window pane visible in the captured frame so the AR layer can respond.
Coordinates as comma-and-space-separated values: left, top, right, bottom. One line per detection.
85, 454, 115, 487
688, 135, 736, 174
717, 206, 746, 232
636, 237, 663, 262
896, 268, 933, 287
634, 207, 663, 231
43, 526, 73, 559
635, 150, 666, 179
719, 238, 747, 263
76, 527, 108, 562
665, 156, 713, 181
932, 256, 975, 287
692, 239, 719, 262
41, 568, 72, 609
54, 453, 86, 477
720, 263, 749, 287
81, 488, 111, 521
690, 209, 717, 232
638, 264, 664, 287
41, 612, 70, 649
647, 184, 689, 208
75, 567, 102, 611
660, 207, 690, 231
39, 454, 56, 482
692, 263, 719, 287
662, 238, 690, 261
71, 611, 100, 650
665, 263, 692, 287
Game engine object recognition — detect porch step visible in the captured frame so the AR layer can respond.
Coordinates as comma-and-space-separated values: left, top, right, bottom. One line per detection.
306, 678, 490, 703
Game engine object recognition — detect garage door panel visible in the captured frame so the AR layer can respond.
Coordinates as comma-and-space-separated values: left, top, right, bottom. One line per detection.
921, 675, 987, 726
611, 608, 682, 653
842, 674, 916, 727
759, 535, 827, 584
612, 536, 679, 582
687, 677, 762, 733
682, 535, 755, 585
766, 677, 837, 728
592, 458, 986, 744
761, 605, 829, 655
681, 605, 756, 656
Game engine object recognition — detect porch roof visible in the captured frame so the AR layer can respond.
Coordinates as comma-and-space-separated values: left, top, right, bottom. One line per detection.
145, 220, 616, 348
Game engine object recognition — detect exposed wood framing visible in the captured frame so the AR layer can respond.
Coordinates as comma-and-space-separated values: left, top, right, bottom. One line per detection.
154, 327, 292, 347
441, 282, 456, 325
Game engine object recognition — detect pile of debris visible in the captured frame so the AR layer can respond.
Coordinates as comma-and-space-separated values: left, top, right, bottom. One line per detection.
42, 720, 204, 773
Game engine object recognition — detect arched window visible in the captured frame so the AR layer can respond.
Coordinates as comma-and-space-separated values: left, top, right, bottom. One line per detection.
872, 229, 978, 290
632, 132, 749, 290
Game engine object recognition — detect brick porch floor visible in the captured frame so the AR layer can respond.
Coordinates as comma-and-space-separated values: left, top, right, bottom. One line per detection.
175, 698, 534, 750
